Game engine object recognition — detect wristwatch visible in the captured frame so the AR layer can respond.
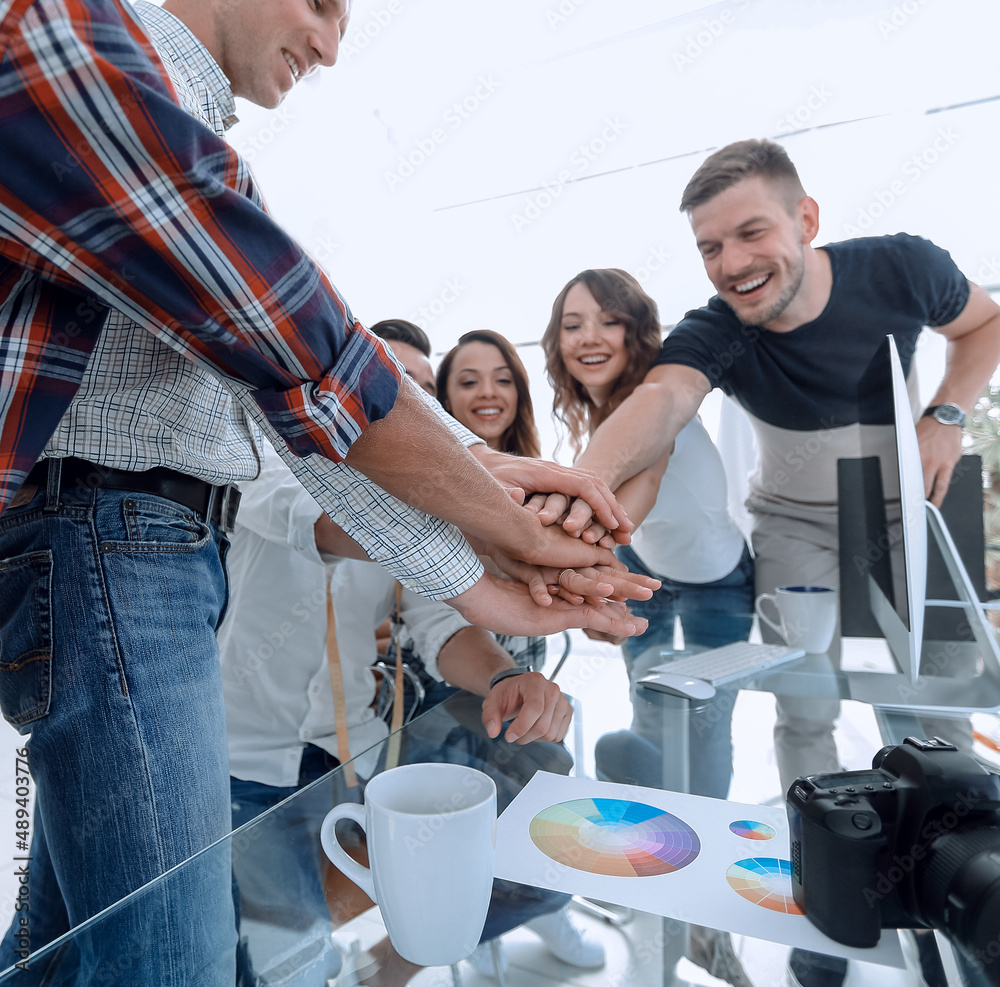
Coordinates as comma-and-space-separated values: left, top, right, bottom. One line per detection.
922, 403, 966, 427
489, 667, 528, 690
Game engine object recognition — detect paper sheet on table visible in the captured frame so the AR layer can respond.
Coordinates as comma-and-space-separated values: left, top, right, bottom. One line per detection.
494, 772, 904, 967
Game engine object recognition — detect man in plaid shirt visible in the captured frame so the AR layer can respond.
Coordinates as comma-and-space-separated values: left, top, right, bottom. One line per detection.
0, 1, 655, 981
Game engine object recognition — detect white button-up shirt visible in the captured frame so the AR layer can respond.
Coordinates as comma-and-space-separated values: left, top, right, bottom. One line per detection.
219, 440, 470, 787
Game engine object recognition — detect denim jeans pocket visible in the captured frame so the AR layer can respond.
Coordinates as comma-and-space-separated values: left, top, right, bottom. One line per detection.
0, 550, 54, 727
104, 496, 212, 553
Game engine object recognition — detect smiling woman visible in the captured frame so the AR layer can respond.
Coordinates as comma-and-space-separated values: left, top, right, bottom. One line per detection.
542, 269, 661, 458
436, 330, 541, 458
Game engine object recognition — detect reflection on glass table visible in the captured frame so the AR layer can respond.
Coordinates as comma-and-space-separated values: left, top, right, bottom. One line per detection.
3, 617, 998, 987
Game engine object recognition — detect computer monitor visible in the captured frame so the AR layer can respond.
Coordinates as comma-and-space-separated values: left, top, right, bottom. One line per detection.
841, 335, 927, 680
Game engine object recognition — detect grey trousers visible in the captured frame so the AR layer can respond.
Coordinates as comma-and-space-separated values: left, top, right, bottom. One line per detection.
751, 504, 972, 794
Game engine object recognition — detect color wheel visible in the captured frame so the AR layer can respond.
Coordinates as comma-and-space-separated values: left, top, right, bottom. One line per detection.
729, 819, 776, 841
528, 798, 700, 877
726, 857, 803, 914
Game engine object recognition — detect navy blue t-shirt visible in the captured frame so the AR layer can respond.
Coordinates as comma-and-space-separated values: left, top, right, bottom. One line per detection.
655, 234, 969, 431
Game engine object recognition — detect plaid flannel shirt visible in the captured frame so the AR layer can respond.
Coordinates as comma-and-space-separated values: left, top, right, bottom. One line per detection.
0, 0, 483, 598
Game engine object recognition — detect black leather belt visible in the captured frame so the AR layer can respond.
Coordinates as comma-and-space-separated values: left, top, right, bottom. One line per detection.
25, 457, 241, 533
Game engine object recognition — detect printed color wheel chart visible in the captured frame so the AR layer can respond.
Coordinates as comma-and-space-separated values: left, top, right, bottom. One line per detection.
726, 858, 803, 914
529, 798, 700, 877
729, 819, 776, 841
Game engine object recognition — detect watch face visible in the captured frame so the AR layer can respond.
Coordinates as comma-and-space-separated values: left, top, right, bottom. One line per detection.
932, 404, 964, 425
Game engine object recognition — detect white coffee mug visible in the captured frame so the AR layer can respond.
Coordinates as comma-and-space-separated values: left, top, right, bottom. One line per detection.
320, 762, 497, 967
755, 585, 837, 654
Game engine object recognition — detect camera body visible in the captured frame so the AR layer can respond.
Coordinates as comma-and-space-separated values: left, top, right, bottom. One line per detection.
787, 737, 1000, 957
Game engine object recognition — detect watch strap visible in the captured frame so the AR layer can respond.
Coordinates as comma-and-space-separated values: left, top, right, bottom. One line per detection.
489, 666, 528, 690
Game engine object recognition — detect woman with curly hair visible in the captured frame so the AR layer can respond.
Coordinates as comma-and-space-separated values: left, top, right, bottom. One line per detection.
542, 268, 755, 795
543, 268, 756, 987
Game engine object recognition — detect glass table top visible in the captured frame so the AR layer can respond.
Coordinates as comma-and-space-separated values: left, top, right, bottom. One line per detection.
4, 620, 998, 987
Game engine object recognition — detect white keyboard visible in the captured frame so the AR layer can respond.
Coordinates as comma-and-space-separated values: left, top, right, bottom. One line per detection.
647, 641, 806, 687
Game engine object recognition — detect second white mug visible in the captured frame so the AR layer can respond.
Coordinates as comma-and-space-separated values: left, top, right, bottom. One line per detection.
755, 585, 837, 653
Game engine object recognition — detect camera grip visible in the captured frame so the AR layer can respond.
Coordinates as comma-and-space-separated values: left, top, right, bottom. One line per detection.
791, 795, 887, 948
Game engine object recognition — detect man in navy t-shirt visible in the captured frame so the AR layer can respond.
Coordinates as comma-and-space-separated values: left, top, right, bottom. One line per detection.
567, 139, 1000, 982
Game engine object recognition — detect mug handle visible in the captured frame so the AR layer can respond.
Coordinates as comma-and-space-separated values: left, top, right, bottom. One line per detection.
320, 802, 375, 900
754, 592, 785, 641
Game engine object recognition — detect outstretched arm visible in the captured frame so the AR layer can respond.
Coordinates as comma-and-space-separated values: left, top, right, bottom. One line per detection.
549, 364, 710, 536
576, 363, 711, 489
919, 283, 1000, 505
446, 572, 645, 639
610, 446, 672, 529
343, 378, 629, 572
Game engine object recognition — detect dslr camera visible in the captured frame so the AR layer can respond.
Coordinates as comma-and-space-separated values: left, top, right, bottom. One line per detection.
787, 737, 1000, 979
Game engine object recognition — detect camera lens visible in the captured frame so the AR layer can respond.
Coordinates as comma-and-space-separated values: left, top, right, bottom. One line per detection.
918, 827, 1000, 981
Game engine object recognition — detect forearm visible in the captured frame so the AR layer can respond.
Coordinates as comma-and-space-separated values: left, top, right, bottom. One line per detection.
610, 448, 671, 528
577, 380, 690, 488
344, 378, 531, 548
929, 311, 1000, 410
435, 627, 515, 697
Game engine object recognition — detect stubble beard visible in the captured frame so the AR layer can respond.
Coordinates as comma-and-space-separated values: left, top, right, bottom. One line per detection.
732, 251, 806, 328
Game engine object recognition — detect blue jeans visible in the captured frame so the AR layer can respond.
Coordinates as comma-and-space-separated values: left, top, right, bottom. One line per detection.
612, 544, 754, 799
0, 482, 236, 985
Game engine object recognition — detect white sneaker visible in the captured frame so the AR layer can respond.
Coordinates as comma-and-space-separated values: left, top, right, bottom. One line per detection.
467, 941, 508, 979
525, 906, 606, 969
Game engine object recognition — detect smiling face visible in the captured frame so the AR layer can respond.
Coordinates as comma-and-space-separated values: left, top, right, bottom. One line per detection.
444, 341, 518, 449
558, 282, 628, 407
690, 175, 818, 331
207, 0, 351, 109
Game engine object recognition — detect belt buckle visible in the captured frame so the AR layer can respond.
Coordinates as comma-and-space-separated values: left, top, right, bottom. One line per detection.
215, 485, 241, 534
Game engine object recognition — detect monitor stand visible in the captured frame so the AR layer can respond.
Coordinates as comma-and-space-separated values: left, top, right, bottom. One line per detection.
770, 500, 1000, 715
846, 501, 1000, 714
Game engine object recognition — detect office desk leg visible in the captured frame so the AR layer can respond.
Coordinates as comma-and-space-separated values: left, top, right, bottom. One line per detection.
657, 692, 691, 794
661, 916, 689, 987
660, 694, 691, 984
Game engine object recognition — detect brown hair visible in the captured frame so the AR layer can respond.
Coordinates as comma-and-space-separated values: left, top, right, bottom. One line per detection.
436, 330, 542, 459
369, 318, 431, 357
679, 138, 806, 214
541, 269, 662, 458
